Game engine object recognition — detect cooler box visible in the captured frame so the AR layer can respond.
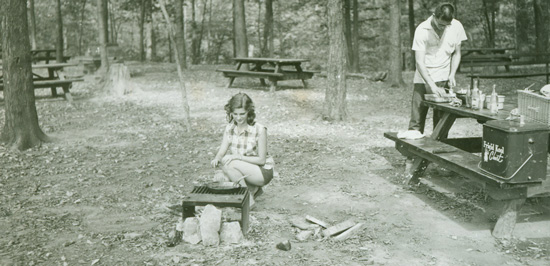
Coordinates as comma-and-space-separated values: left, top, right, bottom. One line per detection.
481, 120, 549, 184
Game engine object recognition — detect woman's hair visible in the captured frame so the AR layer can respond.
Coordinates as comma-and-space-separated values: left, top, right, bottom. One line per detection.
434, 3, 455, 22
224, 93, 256, 125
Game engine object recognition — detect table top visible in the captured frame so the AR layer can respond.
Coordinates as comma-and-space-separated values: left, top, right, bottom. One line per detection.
233, 57, 309, 64
0, 62, 77, 70
423, 101, 511, 122
462, 47, 515, 52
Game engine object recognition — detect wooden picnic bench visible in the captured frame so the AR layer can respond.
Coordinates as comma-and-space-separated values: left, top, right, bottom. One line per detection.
217, 57, 316, 92
0, 63, 82, 102
384, 101, 550, 239
463, 53, 550, 88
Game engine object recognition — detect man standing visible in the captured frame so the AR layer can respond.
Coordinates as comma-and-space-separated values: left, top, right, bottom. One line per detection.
408, 3, 467, 134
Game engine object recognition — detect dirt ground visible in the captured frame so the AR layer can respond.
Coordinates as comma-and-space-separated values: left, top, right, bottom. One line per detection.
1, 62, 550, 266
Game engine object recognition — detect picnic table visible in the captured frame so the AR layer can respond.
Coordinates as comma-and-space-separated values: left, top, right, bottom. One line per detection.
216, 57, 316, 92
0, 48, 70, 63
461, 47, 515, 57
0, 62, 82, 102
384, 100, 550, 238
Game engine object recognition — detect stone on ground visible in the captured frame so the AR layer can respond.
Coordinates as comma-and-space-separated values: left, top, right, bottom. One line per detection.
182, 217, 201, 244
220, 222, 243, 244
199, 204, 222, 246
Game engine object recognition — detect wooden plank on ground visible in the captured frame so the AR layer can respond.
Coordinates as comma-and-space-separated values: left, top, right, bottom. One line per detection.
322, 219, 355, 237
333, 223, 364, 241
305, 215, 329, 228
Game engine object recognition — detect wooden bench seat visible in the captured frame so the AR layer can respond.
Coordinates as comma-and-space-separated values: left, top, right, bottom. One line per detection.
216, 69, 284, 79
0, 78, 83, 102
32, 55, 71, 63
384, 132, 541, 189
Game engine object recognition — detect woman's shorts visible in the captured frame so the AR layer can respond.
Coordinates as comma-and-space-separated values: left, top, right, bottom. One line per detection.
260, 167, 274, 185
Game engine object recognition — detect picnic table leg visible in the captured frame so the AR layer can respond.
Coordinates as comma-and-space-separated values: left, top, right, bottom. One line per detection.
404, 112, 456, 184
227, 62, 243, 88
269, 79, 277, 92
62, 85, 73, 103
295, 65, 308, 88
492, 198, 525, 239
48, 68, 58, 97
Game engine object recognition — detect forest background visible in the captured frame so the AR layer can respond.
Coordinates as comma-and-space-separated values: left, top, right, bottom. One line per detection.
26, 0, 549, 73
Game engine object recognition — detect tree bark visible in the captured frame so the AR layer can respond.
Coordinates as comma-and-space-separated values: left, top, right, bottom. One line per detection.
482, 0, 495, 48
263, 0, 274, 57
55, 0, 65, 63
97, 0, 109, 71
388, 0, 404, 87
1, 0, 50, 150
233, 0, 248, 59
175, 0, 187, 69
28, 0, 37, 50
158, 0, 192, 132
145, 0, 155, 61
324, 0, 348, 121
139, 0, 146, 61
516, 0, 530, 53
101, 0, 109, 44
78, 0, 87, 55
197, 0, 208, 62
343, 0, 353, 71
533, 0, 549, 54
351, 0, 359, 73
407, 0, 415, 70
190, 0, 200, 64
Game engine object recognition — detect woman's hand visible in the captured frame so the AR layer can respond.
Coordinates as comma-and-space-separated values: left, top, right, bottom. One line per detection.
211, 157, 220, 168
221, 154, 241, 165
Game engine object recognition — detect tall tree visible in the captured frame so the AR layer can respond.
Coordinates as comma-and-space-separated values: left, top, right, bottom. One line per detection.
407, 0, 415, 70
145, 0, 155, 61
101, 0, 109, 43
388, 0, 404, 87
233, 0, 248, 58
97, 0, 109, 71
78, 0, 87, 55
28, 0, 38, 50
482, 0, 496, 48
139, 0, 146, 61
351, 0, 359, 72
190, 0, 200, 64
533, 0, 549, 54
175, 0, 187, 69
516, 0, 530, 53
343, 0, 353, 71
158, 0, 191, 131
1, 0, 50, 150
55, 0, 65, 62
324, 0, 348, 121
263, 0, 274, 57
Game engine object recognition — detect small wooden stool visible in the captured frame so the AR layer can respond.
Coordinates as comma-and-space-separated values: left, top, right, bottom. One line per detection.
182, 186, 250, 235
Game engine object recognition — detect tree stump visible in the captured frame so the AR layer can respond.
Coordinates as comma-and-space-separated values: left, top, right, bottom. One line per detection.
103, 63, 132, 96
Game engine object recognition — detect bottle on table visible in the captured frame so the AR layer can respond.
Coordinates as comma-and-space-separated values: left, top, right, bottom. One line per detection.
471, 79, 479, 109
465, 85, 472, 108
490, 84, 499, 114
478, 91, 485, 111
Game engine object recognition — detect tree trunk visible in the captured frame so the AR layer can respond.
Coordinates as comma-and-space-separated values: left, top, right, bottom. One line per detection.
351, 0, 359, 73
482, 0, 495, 48
343, 0, 353, 71
139, 0, 146, 61
55, 0, 64, 63
97, 0, 109, 71
1, 0, 50, 150
108, 0, 116, 44
145, 0, 154, 61
388, 0, 404, 87
324, 0, 347, 121
190, 0, 200, 64
197, 0, 208, 62
78, 0, 87, 55
175, 0, 187, 69
28, 0, 37, 50
233, 0, 248, 59
533, 0, 549, 54
158, 0, 192, 132
407, 0, 415, 70
263, 0, 274, 57
516, 0, 530, 53
101, 0, 109, 44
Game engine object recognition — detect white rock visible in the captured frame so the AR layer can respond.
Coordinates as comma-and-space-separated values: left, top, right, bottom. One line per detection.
220, 222, 243, 244
183, 217, 201, 244
199, 205, 222, 246
296, 230, 313, 241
